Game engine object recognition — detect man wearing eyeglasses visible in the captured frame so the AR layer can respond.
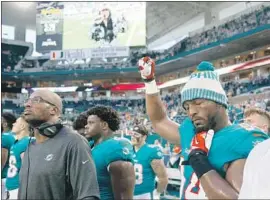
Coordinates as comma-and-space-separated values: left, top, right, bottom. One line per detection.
131, 125, 168, 200
18, 89, 100, 200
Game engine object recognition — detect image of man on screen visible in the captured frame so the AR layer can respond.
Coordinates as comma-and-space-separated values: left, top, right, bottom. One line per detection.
91, 8, 115, 43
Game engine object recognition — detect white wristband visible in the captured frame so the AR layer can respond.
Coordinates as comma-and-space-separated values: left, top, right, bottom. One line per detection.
145, 80, 159, 94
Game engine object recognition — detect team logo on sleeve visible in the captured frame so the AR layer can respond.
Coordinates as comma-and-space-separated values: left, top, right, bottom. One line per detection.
157, 151, 162, 157
123, 147, 130, 155
240, 123, 267, 134
239, 123, 257, 131
252, 140, 262, 147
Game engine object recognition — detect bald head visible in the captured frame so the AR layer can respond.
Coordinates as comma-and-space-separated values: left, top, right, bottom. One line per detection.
30, 90, 62, 115
24, 89, 63, 127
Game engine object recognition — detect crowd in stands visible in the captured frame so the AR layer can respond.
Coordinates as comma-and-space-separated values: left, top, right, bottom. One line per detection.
223, 73, 270, 97
1, 78, 269, 161
130, 5, 270, 66
184, 5, 270, 51
2, 5, 269, 73
2, 73, 270, 135
1, 43, 27, 72
63, 87, 269, 132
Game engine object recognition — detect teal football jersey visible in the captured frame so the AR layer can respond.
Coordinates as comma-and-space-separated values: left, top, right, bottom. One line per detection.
88, 140, 94, 147
1, 132, 15, 179
179, 118, 269, 199
91, 137, 134, 200
6, 136, 31, 190
134, 144, 163, 195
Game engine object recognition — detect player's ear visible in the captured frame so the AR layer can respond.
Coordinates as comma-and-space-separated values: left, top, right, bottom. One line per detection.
21, 120, 29, 131
101, 121, 108, 130
262, 124, 268, 133
20, 121, 25, 130
48, 105, 58, 116
3, 122, 7, 128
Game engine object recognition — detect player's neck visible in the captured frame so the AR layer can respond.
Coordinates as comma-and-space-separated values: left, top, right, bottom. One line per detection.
214, 118, 231, 132
3, 127, 11, 133
94, 132, 113, 146
34, 129, 49, 144
134, 142, 145, 151
16, 131, 29, 140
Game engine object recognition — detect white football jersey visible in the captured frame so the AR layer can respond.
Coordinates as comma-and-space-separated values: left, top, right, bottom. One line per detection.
239, 138, 270, 199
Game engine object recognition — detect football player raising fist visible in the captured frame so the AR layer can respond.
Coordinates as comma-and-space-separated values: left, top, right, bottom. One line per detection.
138, 57, 159, 94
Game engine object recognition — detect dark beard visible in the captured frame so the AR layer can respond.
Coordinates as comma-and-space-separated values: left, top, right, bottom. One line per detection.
195, 125, 209, 133
26, 119, 47, 128
195, 114, 217, 133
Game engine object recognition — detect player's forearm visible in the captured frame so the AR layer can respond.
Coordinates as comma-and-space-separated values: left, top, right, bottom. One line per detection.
200, 170, 238, 199
139, 57, 167, 123
110, 162, 135, 200
146, 91, 180, 145
1, 151, 8, 170
1, 157, 6, 170
156, 177, 168, 193
112, 176, 135, 199
145, 88, 167, 123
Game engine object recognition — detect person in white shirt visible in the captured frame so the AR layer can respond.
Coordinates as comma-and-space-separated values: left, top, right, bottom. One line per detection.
238, 108, 270, 199
238, 138, 270, 199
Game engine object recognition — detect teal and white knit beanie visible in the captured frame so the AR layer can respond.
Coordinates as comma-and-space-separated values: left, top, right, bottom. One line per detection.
181, 61, 228, 108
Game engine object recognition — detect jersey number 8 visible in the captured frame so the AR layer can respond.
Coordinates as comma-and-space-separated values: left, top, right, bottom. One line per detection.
7, 155, 18, 178
134, 163, 143, 185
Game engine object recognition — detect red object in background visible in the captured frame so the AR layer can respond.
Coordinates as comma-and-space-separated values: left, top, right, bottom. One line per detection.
173, 146, 181, 154
233, 57, 270, 71
110, 83, 145, 91
110, 82, 162, 91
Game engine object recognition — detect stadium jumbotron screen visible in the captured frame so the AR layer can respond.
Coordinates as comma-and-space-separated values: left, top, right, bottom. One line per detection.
36, 2, 146, 53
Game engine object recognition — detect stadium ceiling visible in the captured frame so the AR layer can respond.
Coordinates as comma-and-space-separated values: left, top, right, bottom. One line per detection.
2, 2, 236, 44
2, 2, 37, 29
146, 2, 230, 43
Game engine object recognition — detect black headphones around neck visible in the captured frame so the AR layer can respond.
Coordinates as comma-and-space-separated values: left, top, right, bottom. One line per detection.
37, 122, 63, 138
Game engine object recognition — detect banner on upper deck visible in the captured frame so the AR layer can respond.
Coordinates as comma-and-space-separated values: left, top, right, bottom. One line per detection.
50, 46, 129, 60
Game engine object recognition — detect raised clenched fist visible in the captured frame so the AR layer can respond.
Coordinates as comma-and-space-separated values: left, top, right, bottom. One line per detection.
138, 57, 155, 82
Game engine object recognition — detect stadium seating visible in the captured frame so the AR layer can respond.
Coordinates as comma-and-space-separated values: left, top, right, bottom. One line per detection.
2, 74, 269, 134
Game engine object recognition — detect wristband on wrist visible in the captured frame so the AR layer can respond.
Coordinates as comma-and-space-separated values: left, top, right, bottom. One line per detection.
187, 150, 214, 179
145, 80, 159, 94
